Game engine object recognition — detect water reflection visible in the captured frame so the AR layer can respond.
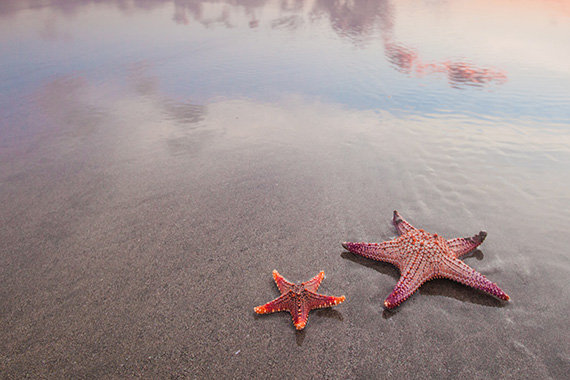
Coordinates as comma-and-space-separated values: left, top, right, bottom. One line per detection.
1, 0, 569, 120
37, 76, 108, 136
126, 62, 206, 126
312, 0, 508, 88
313, 0, 385, 43
2, 0, 509, 89
385, 42, 507, 88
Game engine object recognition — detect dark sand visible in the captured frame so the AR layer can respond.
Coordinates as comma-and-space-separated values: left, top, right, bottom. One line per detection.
2, 1, 570, 379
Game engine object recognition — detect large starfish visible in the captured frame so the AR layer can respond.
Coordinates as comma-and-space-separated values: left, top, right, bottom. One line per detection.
342, 211, 509, 308
255, 270, 345, 330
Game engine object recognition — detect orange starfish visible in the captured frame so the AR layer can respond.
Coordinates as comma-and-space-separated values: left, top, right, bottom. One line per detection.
255, 270, 345, 330
342, 211, 510, 309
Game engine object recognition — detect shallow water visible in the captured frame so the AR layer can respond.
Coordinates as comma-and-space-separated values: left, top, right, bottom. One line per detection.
1, 1, 570, 379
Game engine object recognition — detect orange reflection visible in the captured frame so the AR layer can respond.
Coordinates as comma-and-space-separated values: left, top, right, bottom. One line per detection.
313, 0, 508, 88
384, 42, 507, 88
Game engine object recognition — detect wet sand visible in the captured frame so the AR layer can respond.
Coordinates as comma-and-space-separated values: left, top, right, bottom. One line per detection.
2, 1, 570, 379
1, 92, 569, 379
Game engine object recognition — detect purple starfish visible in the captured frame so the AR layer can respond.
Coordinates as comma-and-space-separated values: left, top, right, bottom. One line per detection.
343, 211, 510, 308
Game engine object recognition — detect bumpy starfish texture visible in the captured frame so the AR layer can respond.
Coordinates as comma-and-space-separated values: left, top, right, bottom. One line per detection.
342, 211, 509, 309
254, 270, 345, 330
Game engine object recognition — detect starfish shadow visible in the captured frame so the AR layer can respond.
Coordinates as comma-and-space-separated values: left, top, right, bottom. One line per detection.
341, 250, 508, 311
341, 250, 400, 279
464, 249, 485, 261
295, 329, 305, 346
382, 307, 399, 319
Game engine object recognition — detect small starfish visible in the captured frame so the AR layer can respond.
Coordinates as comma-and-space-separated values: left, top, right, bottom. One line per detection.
255, 270, 345, 330
342, 211, 509, 309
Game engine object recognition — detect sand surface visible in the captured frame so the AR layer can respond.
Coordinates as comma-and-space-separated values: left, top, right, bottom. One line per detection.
1, 1, 570, 379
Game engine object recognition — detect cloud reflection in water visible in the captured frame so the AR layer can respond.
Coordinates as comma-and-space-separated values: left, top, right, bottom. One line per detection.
0, 0, 568, 120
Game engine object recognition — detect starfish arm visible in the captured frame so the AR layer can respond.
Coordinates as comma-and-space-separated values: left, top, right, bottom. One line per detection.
438, 256, 510, 301
272, 270, 295, 294
393, 210, 419, 236
446, 231, 487, 258
342, 240, 403, 269
292, 291, 345, 330
304, 290, 346, 311
254, 292, 294, 315
302, 271, 325, 293
383, 260, 433, 308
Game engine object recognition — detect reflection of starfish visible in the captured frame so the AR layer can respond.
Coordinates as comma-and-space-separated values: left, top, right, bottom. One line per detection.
343, 211, 509, 309
255, 270, 345, 330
